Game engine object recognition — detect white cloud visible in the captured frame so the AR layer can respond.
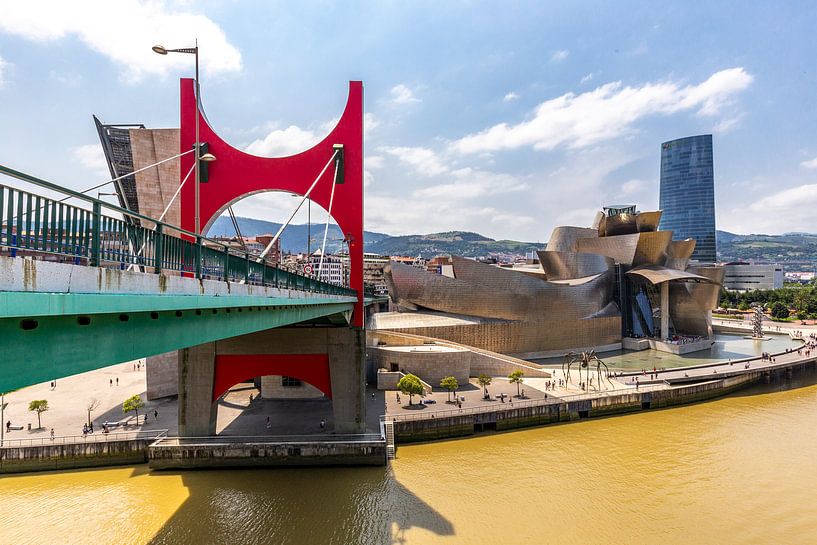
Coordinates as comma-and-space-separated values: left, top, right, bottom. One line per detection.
245, 125, 322, 157
412, 168, 529, 200
800, 157, 817, 169
749, 183, 817, 212
0, 54, 9, 87
0, 1, 242, 83
503, 92, 519, 102
551, 50, 570, 62
720, 182, 817, 234
380, 146, 448, 177
451, 67, 753, 155
580, 73, 594, 85
366, 155, 385, 169
713, 114, 744, 133
49, 70, 82, 87
390, 83, 421, 104
71, 144, 109, 179
364, 112, 379, 135
620, 179, 647, 195
240, 111, 377, 160
365, 193, 535, 239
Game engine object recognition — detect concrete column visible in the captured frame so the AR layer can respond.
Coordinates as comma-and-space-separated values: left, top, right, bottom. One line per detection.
328, 327, 366, 433
146, 351, 179, 400
660, 281, 669, 340
178, 342, 217, 436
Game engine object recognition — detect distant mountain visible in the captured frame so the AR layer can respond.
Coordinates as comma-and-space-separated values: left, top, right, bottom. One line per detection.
717, 230, 817, 267
207, 217, 542, 258
208, 220, 817, 265
715, 230, 741, 244
366, 231, 542, 258
208, 216, 389, 254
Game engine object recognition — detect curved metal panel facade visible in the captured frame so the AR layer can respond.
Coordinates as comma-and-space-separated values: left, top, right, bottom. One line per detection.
547, 226, 599, 253
537, 250, 613, 280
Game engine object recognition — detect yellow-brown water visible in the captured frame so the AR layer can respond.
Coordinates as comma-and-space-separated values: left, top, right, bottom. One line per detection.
3, 376, 817, 545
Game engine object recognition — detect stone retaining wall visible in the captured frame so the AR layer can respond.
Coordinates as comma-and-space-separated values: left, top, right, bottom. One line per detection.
148, 441, 386, 469
393, 372, 765, 443
0, 439, 153, 474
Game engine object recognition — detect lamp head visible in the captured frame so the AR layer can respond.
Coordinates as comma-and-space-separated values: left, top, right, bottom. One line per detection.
152, 45, 168, 55
200, 153, 217, 162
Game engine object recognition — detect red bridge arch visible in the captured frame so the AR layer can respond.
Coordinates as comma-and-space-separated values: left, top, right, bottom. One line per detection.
179, 79, 364, 326
212, 354, 332, 402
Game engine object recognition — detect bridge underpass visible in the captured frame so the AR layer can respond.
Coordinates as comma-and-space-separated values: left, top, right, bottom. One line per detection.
0, 76, 387, 466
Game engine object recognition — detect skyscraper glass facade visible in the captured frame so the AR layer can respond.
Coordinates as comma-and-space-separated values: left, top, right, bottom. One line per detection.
658, 134, 716, 263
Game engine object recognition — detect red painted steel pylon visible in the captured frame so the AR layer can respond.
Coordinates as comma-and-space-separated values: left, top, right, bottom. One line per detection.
179, 79, 364, 326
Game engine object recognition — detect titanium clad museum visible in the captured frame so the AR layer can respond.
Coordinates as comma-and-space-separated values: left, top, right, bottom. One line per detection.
376, 205, 724, 358
659, 135, 717, 263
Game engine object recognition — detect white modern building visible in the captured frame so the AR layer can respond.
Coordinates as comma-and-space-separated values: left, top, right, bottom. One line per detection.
309, 249, 347, 285
722, 262, 784, 291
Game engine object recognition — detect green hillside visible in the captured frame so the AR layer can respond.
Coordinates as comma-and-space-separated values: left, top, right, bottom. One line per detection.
717, 230, 817, 264
367, 231, 542, 258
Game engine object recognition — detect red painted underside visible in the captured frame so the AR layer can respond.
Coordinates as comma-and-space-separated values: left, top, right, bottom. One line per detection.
212, 354, 332, 402
179, 78, 364, 327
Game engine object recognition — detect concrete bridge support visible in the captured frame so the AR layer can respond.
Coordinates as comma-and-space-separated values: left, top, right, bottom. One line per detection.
178, 326, 367, 436
178, 342, 218, 437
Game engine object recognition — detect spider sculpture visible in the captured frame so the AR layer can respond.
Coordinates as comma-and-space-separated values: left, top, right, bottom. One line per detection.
561, 349, 614, 390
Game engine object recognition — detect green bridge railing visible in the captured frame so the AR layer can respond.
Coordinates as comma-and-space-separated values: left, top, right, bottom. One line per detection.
0, 164, 358, 298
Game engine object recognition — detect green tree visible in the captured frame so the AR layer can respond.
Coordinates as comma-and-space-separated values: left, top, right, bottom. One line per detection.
122, 394, 145, 423
397, 374, 424, 406
508, 370, 525, 397
440, 376, 459, 402
28, 400, 48, 429
477, 374, 492, 398
770, 301, 790, 320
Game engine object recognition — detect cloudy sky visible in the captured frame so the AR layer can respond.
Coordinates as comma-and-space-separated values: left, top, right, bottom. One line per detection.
0, 1, 815, 241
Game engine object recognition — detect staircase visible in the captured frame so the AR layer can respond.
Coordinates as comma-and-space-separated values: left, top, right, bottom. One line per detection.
383, 418, 396, 460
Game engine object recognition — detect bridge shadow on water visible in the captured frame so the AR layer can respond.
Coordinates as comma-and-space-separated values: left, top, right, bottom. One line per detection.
145, 465, 454, 545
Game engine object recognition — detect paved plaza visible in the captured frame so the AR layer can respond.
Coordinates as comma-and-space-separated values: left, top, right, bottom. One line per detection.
3, 318, 811, 441
1, 359, 177, 442
1, 360, 386, 444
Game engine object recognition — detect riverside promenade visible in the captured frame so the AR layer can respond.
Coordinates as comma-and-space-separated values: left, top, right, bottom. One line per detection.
387, 320, 817, 443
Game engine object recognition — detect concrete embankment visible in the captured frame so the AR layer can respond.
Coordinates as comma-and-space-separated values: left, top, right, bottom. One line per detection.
148, 438, 386, 469
392, 371, 777, 443
0, 438, 154, 474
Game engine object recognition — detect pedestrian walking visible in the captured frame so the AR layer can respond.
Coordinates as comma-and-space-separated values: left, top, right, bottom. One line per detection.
109, 379, 112, 387
266, 416, 271, 429
116, 377, 119, 386
154, 409, 158, 421
320, 419, 326, 430
50, 428, 55, 440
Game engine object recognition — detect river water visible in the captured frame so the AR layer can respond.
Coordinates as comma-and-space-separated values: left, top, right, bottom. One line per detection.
3, 373, 817, 545
533, 332, 799, 370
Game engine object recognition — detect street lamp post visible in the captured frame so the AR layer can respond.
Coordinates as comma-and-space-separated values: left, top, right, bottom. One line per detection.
153, 41, 202, 234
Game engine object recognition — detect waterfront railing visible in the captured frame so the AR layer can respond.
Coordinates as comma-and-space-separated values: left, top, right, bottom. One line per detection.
0, 164, 356, 298
151, 433, 384, 446
387, 385, 670, 422
1, 428, 168, 448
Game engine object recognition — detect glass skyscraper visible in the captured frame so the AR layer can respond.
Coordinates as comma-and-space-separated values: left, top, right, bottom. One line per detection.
658, 134, 716, 263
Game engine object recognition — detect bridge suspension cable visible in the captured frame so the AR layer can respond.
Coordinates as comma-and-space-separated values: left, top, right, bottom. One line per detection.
256, 149, 339, 263
317, 153, 341, 282
5, 148, 197, 223
74, 148, 196, 202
